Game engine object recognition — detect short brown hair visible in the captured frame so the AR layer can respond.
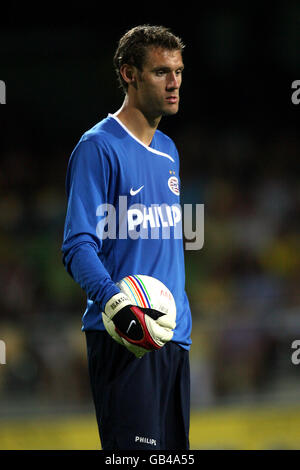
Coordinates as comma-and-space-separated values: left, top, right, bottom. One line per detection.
113, 25, 185, 93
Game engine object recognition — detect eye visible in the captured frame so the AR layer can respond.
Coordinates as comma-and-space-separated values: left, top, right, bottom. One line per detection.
155, 70, 166, 77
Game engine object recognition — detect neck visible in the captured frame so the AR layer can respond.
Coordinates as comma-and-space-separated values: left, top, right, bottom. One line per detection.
114, 95, 161, 146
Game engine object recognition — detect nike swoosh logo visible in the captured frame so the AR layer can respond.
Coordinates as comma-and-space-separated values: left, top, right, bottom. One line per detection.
126, 320, 136, 334
130, 185, 144, 196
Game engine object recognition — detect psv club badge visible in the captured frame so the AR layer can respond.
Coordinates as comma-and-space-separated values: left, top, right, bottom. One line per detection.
168, 176, 180, 195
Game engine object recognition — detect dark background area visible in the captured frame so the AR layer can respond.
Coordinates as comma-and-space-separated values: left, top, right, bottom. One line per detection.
0, 2, 299, 422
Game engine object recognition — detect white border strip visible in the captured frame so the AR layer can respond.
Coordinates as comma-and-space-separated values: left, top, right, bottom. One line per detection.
108, 113, 175, 163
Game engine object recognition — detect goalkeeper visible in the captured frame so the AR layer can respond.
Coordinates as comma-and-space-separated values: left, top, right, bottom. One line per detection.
61, 25, 192, 450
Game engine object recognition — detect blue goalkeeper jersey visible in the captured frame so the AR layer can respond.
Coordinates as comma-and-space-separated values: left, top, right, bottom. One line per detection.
62, 114, 192, 350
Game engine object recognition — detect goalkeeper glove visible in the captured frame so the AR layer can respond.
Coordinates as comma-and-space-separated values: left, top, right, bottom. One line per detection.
104, 292, 175, 356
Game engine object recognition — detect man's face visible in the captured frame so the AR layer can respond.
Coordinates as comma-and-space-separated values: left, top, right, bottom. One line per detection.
134, 46, 184, 120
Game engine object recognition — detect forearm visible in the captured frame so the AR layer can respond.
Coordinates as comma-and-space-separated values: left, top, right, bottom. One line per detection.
67, 243, 120, 311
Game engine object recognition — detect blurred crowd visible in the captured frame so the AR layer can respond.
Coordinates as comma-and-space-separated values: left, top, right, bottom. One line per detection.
177, 125, 300, 406
0, 120, 299, 413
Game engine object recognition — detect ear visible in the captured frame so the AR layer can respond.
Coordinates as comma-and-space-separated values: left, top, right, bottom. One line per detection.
119, 64, 138, 88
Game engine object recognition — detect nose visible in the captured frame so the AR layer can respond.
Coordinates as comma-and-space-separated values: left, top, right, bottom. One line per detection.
166, 71, 180, 90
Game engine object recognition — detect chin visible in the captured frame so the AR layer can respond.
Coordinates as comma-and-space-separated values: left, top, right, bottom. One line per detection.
162, 106, 179, 117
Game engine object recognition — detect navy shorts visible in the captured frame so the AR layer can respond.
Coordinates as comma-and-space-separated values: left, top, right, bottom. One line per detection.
85, 330, 190, 450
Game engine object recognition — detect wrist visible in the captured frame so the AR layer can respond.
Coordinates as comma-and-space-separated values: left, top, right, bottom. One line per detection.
104, 292, 131, 319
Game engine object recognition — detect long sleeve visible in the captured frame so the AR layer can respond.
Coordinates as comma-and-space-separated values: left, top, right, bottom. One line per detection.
61, 138, 120, 311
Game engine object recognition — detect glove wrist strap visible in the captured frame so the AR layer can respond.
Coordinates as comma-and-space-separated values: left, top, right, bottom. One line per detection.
104, 293, 131, 319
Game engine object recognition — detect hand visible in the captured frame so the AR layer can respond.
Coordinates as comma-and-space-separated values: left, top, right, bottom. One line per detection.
104, 293, 174, 357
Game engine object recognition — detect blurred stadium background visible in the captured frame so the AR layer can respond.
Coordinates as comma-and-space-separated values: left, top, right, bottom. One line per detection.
0, 3, 299, 450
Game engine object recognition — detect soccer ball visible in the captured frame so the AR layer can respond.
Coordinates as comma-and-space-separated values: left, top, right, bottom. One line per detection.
102, 274, 176, 358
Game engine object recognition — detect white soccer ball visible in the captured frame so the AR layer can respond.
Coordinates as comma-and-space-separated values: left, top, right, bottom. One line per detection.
102, 274, 176, 358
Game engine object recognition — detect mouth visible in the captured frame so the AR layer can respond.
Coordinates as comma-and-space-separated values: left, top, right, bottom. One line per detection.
166, 96, 178, 104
